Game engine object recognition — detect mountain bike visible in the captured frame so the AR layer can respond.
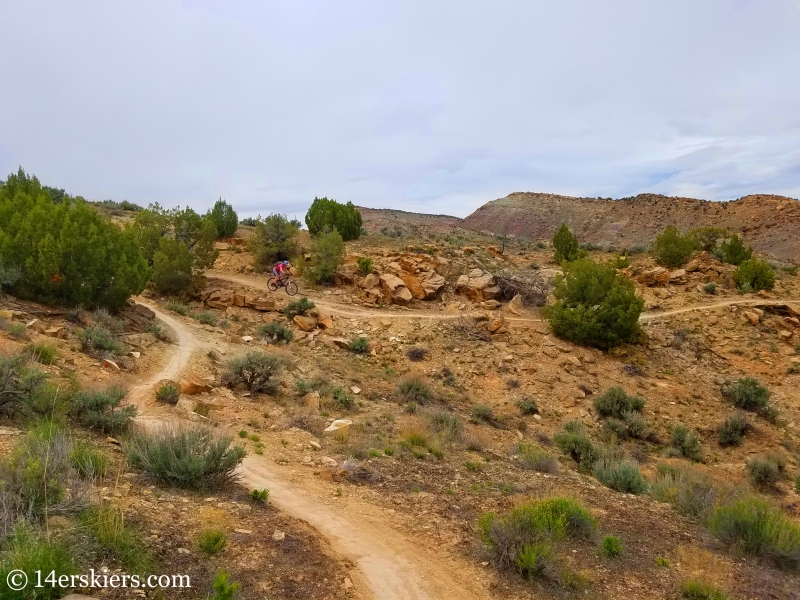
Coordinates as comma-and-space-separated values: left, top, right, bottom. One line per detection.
267, 276, 298, 296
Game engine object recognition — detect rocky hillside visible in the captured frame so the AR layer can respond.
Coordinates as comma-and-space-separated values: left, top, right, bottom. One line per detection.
460, 192, 800, 262
358, 206, 462, 236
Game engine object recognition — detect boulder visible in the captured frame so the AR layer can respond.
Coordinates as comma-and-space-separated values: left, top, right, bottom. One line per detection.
359, 273, 380, 289
207, 291, 234, 310
455, 270, 496, 301
380, 274, 413, 306
779, 330, 793, 340
323, 419, 353, 437
669, 269, 687, 284
334, 264, 360, 286
480, 300, 501, 310
638, 267, 670, 287
400, 275, 426, 300
245, 296, 276, 311
684, 258, 701, 272
332, 338, 351, 349
293, 315, 318, 331
743, 311, 760, 325
419, 271, 446, 299
317, 312, 334, 330
233, 293, 246, 307
45, 326, 66, 338
507, 294, 524, 315
180, 374, 211, 395
488, 317, 507, 334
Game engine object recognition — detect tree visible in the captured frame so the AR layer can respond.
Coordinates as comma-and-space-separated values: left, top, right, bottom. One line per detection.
732, 259, 775, 292
541, 258, 644, 349
718, 234, 752, 266
688, 227, 727, 252
208, 198, 238, 239
249, 214, 301, 270
0, 168, 149, 309
305, 197, 362, 241
131, 204, 218, 295
650, 226, 698, 268
304, 228, 345, 284
552, 224, 585, 263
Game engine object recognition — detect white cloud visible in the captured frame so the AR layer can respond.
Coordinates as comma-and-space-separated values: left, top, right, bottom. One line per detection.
1, 0, 799, 218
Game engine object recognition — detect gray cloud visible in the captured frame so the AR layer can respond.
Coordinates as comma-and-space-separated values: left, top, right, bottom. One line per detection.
1, 0, 799, 219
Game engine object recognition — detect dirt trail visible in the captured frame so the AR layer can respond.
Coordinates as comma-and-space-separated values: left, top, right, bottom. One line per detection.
130, 299, 487, 600
208, 270, 799, 323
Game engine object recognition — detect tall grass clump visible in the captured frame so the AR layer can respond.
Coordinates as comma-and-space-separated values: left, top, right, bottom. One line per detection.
479, 497, 596, 578
745, 453, 786, 490
283, 297, 315, 319
667, 425, 702, 462
516, 442, 559, 474
722, 377, 776, 420
708, 496, 800, 568
717, 413, 749, 446
27, 342, 58, 365
198, 528, 228, 555
649, 463, 719, 521
125, 426, 246, 490
396, 375, 433, 404
79, 325, 123, 356
257, 321, 294, 343
681, 580, 729, 600
592, 456, 647, 494
70, 444, 108, 479
82, 503, 153, 573
553, 420, 598, 470
0, 527, 77, 599
593, 387, 644, 418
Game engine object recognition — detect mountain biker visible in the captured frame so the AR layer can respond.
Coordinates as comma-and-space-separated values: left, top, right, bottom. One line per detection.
272, 260, 291, 283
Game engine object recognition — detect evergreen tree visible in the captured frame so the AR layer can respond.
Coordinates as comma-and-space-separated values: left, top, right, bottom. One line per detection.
305, 197, 362, 241
208, 198, 238, 239
552, 224, 584, 263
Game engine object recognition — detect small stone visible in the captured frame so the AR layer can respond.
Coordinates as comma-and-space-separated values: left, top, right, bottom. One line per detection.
101, 359, 120, 371
272, 530, 286, 541
241, 335, 253, 343
234, 529, 252, 535
177, 548, 190, 555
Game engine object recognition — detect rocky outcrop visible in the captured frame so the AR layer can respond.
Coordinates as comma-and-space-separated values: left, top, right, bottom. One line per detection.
630, 253, 735, 288
456, 269, 498, 301
380, 274, 413, 306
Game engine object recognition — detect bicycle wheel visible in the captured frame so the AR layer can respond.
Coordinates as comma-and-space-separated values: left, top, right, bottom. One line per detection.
285, 281, 298, 296
267, 277, 279, 292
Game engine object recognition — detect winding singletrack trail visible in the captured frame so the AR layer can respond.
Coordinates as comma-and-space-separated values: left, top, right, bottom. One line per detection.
128, 300, 487, 600
208, 270, 800, 323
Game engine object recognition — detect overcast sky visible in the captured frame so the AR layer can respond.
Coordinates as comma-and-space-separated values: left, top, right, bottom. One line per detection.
2, 1, 799, 219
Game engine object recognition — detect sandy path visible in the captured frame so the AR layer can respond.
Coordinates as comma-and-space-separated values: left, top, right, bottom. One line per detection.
208, 270, 799, 323
129, 299, 487, 600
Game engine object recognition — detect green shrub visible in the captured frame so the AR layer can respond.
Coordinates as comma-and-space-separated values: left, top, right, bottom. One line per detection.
78, 325, 123, 356
283, 296, 315, 318
717, 413, 749, 446
91, 308, 125, 333
348, 336, 369, 353
207, 198, 238, 239
396, 375, 432, 404
650, 225, 698, 268
703, 282, 717, 295
194, 311, 217, 326
472, 404, 495, 424
602, 535, 623, 557
155, 383, 180, 405
332, 387, 355, 409
681, 580, 728, 600
722, 377, 774, 418
517, 397, 539, 415
649, 463, 718, 521
250, 488, 270, 503
667, 425, 702, 462
0, 354, 60, 419
257, 321, 294, 343
248, 214, 301, 269
593, 387, 644, 419
479, 497, 596, 577
225, 351, 283, 393
427, 410, 463, 442
304, 228, 346, 285
708, 496, 800, 568
167, 302, 189, 315
541, 258, 644, 349
5, 321, 28, 339
406, 347, 429, 361
552, 224, 585, 263
553, 421, 598, 470
0, 168, 149, 309
83, 503, 152, 573
603, 411, 648, 440
27, 342, 57, 365
71, 386, 136, 433
746, 453, 785, 489
718, 234, 752, 266
198, 528, 227, 555
357, 256, 372, 275
210, 569, 240, 600
305, 197, 363, 241
733, 258, 775, 292
592, 457, 647, 494
70, 444, 107, 478
688, 227, 728, 252
516, 442, 558, 473
125, 426, 246, 490
0, 526, 76, 600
